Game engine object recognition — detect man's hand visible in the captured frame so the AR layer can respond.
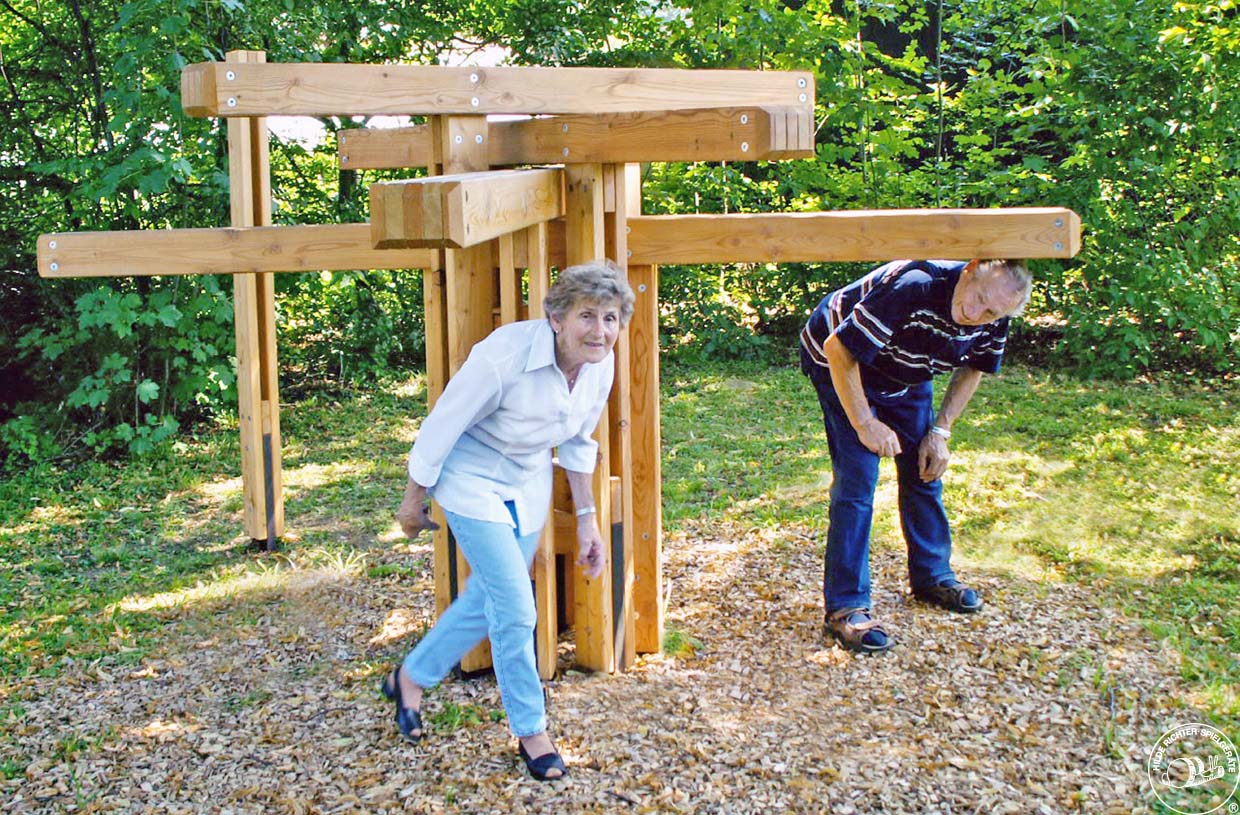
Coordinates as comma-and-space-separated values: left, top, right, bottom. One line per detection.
575, 517, 606, 580
857, 417, 901, 457
917, 431, 950, 482
396, 480, 440, 538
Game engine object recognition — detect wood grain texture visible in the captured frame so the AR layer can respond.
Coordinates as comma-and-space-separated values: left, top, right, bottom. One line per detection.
627, 209, 1083, 264
336, 107, 815, 169
182, 62, 814, 117
370, 169, 562, 249
37, 224, 437, 278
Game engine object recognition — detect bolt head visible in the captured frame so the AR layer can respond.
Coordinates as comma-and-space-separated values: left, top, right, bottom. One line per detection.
475, 134, 484, 144
226, 70, 236, 81
227, 97, 237, 107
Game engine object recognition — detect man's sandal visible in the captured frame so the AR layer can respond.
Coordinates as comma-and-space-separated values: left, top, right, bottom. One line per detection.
913, 579, 983, 613
826, 607, 894, 653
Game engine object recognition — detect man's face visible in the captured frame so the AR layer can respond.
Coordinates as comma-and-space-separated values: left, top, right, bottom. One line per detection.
951, 264, 1025, 326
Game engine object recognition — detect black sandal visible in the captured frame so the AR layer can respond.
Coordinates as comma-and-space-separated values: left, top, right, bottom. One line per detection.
519, 742, 568, 781
381, 666, 424, 742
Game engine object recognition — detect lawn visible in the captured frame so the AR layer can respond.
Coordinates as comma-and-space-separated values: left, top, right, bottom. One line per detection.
0, 357, 1236, 811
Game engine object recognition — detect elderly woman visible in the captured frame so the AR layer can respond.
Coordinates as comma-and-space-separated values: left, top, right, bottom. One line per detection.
386, 259, 634, 781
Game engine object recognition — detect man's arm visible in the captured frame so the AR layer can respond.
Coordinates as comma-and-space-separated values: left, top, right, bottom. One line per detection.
917, 366, 985, 482
822, 333, 901, 457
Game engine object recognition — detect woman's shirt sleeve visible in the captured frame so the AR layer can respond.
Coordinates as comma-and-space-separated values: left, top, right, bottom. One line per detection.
407, 350, 504, 488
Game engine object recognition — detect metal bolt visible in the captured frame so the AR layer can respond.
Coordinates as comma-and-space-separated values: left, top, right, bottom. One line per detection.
470, 72, 479, 83
625, 226, 631, 234
562, 123, 570, 133
49, 240, 57, 249
1054, 217, 1064, 228
799, 93, 808, 103
1054, 241, 1064, 251
638, 283, 647, 293
741, 142, 750, 152
341, 156, 349, 164
50, 262, 59, 272
475, 134, 484, 144
339, 135, 346, 145
740, 114, 749, 124
642, 532, 650, 540
227, 97, 237, 107
470, 97, 479, 107
226, 70, 236, 81
798, 78, 808, 88
562, 147, 570, 157
626, 250, 632, 257
455, 135, 463, 144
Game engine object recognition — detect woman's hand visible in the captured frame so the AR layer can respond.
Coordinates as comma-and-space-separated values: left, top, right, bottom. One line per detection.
396, 479, 440, 538
575, 516, 606, 579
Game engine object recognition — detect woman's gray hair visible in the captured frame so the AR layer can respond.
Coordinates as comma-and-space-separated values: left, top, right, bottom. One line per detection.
978, 259, 1033, 316
543, 259, 636, 325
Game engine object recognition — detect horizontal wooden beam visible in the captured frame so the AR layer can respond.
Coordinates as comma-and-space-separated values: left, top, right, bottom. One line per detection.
371, 168, 563, 249
337, 107, 815, 170
626, 209, 1082, 264
182, 62, 814, 117
37, 224, 437, 278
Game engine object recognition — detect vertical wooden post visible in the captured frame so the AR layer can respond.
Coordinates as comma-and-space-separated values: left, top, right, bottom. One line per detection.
431, 114, 497, 674
564, 163, 615, 673
604, 164, 636, 671
524, 223, 560, 680
226, 50, 282, 548
626, 165, 664, 655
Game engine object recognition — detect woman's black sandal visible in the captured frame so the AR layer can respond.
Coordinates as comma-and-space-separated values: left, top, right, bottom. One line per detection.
826, 607, 894, 653
381, 667, 423, 743
519, 742, 568, 781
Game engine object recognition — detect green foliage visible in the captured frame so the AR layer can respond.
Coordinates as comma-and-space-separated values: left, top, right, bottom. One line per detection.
3, 0, 1238, 468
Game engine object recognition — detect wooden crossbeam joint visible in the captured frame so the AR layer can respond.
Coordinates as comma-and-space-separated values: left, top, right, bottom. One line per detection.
370, 168, 563, 249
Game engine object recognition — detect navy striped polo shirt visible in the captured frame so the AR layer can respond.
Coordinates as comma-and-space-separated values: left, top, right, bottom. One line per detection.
800, 260, 1009, 392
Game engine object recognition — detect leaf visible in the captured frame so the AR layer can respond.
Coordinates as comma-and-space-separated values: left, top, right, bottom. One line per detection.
136, 380, 160, 404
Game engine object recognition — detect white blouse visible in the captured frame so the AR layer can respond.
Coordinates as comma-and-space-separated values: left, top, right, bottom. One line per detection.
407, 318, 613, 535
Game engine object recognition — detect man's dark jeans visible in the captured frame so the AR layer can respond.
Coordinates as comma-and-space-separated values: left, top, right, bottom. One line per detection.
801, 346, 957, 612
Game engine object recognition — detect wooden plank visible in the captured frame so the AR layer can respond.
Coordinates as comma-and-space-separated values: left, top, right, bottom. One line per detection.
532, 520, 558, 681
497, 233, 520, 325
226, 50, 282, 546
37, 224, 438, 278
434, 115, 496, 674
564, 161, 614, 673
604, 163, 636, 671
338, 124, 431, 171
627, 209, 1083, 264
370, 168, 563, 249
336, 107, 815, 170
182, 61, 815, 117
628, 263, 663, 654
564, 165, 606, 265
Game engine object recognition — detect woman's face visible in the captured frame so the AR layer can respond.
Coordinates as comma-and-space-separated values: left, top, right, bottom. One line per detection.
550, 298, 622, 369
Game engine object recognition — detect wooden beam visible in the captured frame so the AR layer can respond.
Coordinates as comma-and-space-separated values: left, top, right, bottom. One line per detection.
370, 168, 563, 249
626, 209, 1083, 264
336, 107, 814, 170
182, 61, 815, 118
37, 224, 437, 278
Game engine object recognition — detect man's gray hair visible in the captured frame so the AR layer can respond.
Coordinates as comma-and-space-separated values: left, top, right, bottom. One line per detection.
543, 259, 636, 325
979, 259, 1033, 316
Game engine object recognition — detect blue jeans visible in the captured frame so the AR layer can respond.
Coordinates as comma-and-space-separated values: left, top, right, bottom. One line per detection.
402, 503, 546, 737
801, 347, 957, 612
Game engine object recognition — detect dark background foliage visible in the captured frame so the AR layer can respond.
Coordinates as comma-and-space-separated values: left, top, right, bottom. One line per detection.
2, 0, 1237, 464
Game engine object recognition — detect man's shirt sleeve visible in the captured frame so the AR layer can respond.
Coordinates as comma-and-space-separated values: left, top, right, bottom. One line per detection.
832, 268, 928, 366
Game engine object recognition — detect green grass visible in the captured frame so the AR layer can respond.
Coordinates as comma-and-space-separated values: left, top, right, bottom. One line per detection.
1, 360, 1236, 730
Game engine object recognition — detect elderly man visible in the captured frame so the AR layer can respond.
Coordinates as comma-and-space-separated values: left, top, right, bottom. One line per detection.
799, 258, 1031, 653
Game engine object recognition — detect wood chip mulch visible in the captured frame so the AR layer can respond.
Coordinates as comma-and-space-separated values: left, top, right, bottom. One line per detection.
2, 519, 1189, 814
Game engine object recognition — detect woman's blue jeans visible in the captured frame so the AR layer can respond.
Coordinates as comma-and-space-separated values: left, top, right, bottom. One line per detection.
802, 348, 957, 612
402, 503, 546, 737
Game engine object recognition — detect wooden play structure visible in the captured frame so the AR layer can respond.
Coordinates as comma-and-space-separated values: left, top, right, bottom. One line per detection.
36, 51, 1080, 678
